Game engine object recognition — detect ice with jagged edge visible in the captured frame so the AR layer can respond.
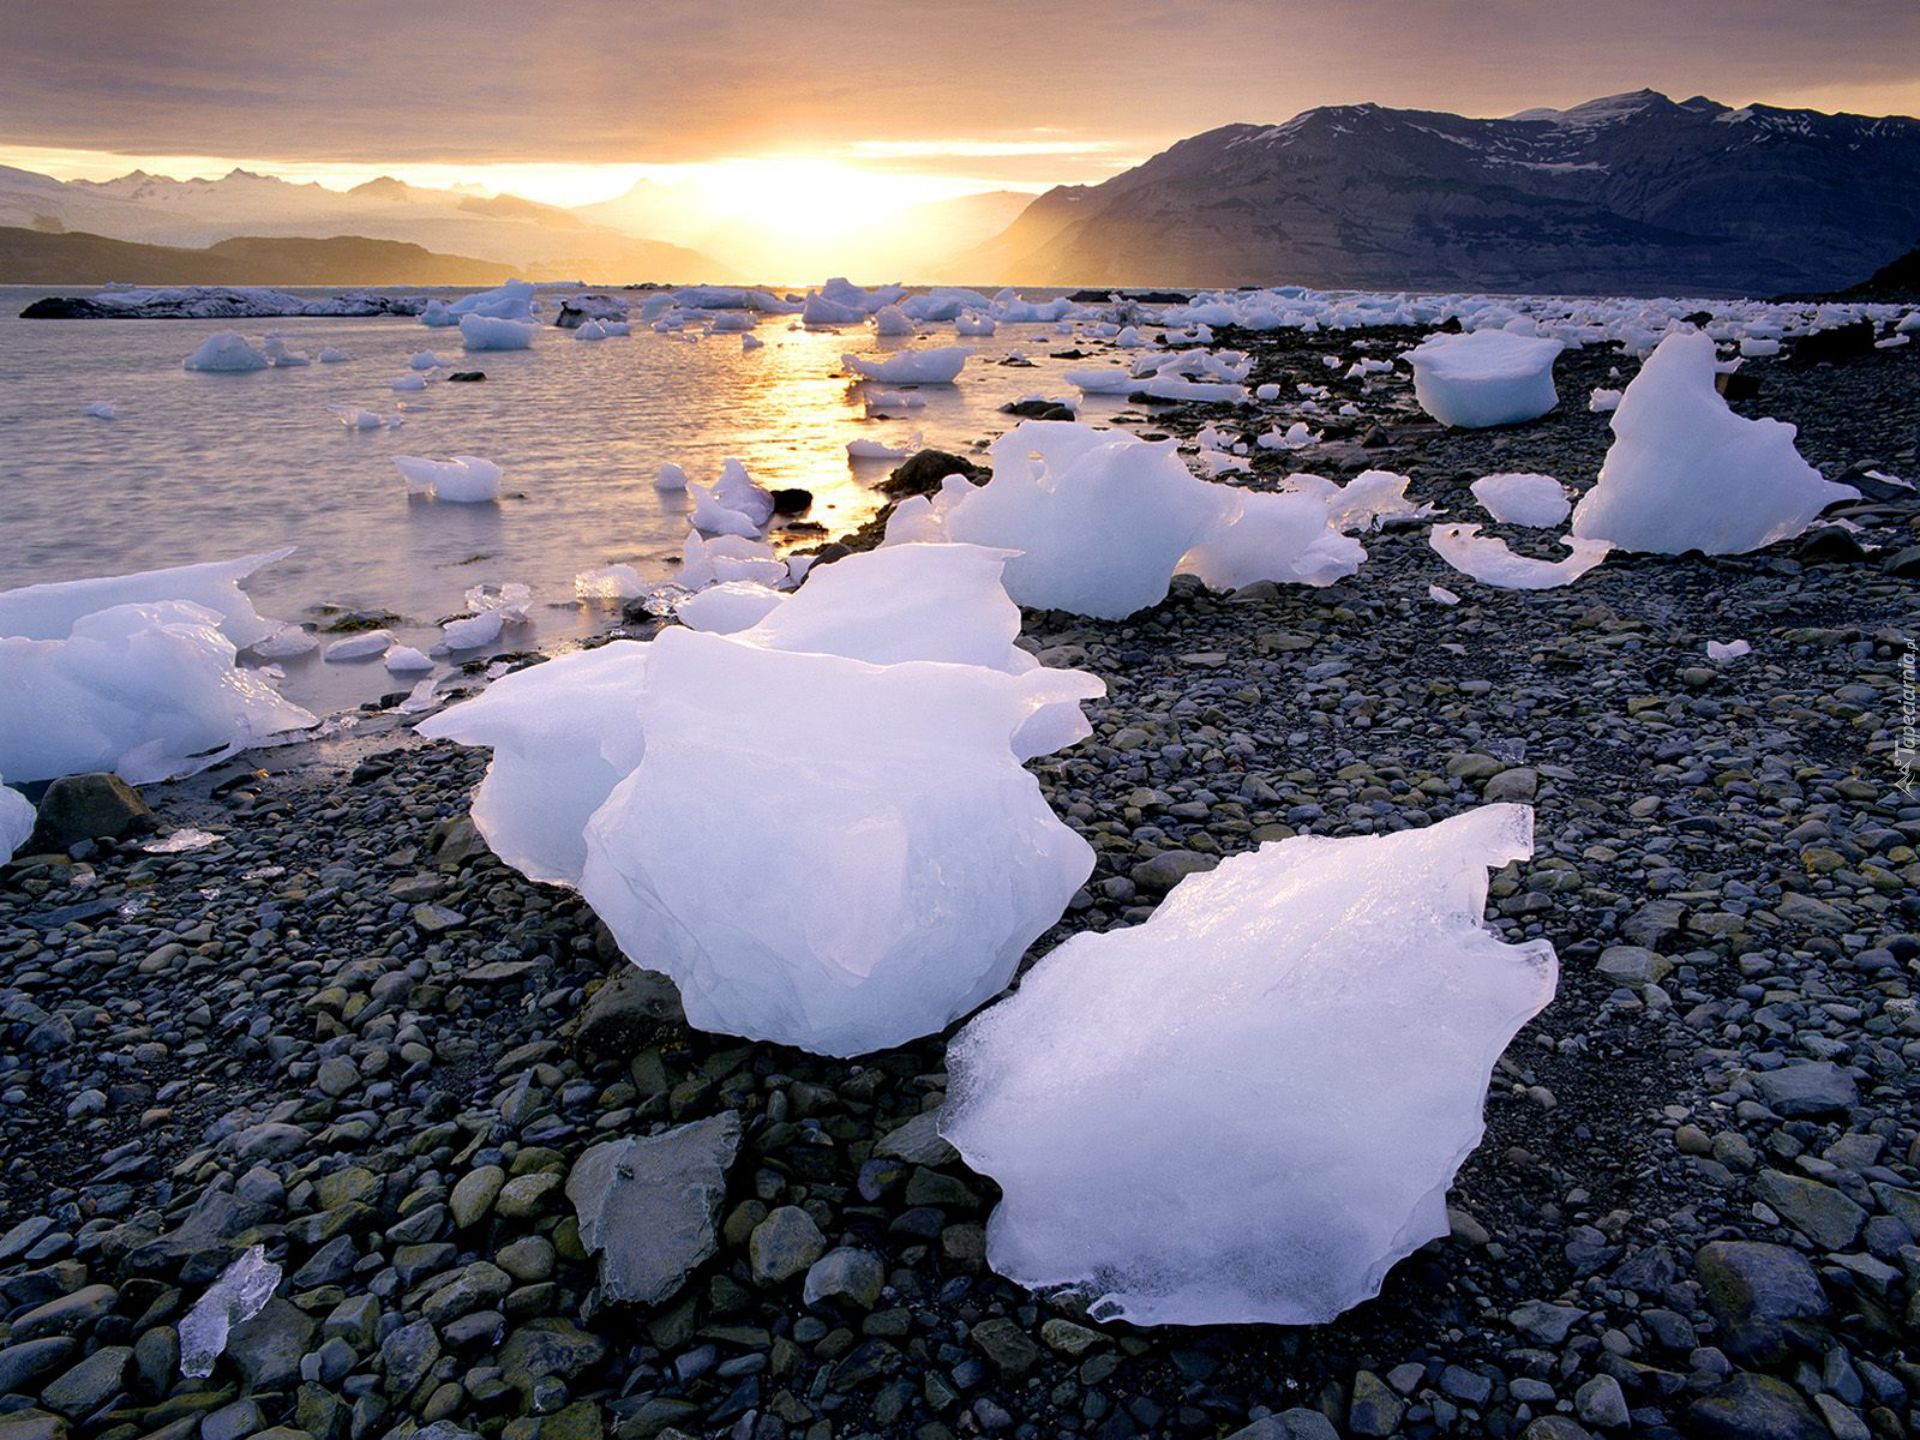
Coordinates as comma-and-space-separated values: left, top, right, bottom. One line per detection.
394, 455, 503, 503
0, 778, 33, 865
892, 421, 1231, 618
1429, 524, 1612, 590
1, 601, 317, 784
842, 346, 969, 385
419, 543, 1098, 888
941, 804, 1559, 1326
179, 1245, 282, 1379
182, 332, 270, 373
1569, 331, 1859, 554
0, 548, 293, 650
576, 628, 1100, 1055
1178, 490, 1366, 590
1405, 330, 1563, 428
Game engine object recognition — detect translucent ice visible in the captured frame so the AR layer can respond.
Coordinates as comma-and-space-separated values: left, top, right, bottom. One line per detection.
179, 1245, 282, 1379
182, 332, 269, 373
1569, 332, 1858, 554
0, 778, 33, 865
1429, 525, 1611, 590
1470, 473, 1571, 528
842, 346, 969, 385
1406, 330, 1562, 428
915, 421, 1231, 619
675, 581, 786, 633
1178, 490, 1365, 590
394, 455, 503, 503
0, 548, 293, 650
460, 313, 539, 351
577, 629, 1099, 1055
942, 804, 1559, 1325
0, 602, 316, 783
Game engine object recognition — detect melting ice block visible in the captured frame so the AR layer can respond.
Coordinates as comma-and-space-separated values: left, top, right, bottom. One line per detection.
394, 455, 503, 503
1429, 524, 1611, 590
0, 778, 33, 864
0, 548, 293, 649
1406, 330, 1563, 429
1569, 331, 1859, 554
460, 313, 539, 351
420, 544, 1101, 889
1470, 473, 1571, 528
1, 602, 316, 784
577, 629, 1099, 1055
921, 421, 1232, 619
842, 346, 969, 385
942, 804, 1559, 1326
1178, 490, 1365, 590
183, 332, 269, 373
179, 1245, 281, 1378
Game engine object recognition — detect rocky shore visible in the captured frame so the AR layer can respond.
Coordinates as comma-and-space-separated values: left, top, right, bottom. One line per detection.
2, 328, 1917, 1440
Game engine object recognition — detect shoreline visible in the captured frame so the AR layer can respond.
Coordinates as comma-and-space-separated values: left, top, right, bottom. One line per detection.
2, 328, 1917, 1440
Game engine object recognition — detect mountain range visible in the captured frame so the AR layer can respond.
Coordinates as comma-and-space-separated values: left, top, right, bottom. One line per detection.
960, 91, 1920, 296
0, 166, 733, 283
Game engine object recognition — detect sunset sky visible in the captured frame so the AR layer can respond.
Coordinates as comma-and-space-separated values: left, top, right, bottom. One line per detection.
4, 0, 1917, 215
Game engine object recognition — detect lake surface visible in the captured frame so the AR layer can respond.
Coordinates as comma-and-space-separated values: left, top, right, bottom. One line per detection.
0, 286, 1124, 714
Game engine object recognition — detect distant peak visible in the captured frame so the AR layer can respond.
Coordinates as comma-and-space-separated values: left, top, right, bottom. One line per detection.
1510, 89, 1671, 125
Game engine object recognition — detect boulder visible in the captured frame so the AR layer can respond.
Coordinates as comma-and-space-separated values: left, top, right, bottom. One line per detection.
1693, 1241, 1829, 1363
566, 1112, 740, 1304
29, 773, 152, 847
572, 967, 684, 1063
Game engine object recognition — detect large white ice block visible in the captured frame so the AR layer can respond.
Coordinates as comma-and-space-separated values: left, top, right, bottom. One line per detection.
0, 548, 293, 649
942, 804, 1559, 1326
1406, 330, 1563, 428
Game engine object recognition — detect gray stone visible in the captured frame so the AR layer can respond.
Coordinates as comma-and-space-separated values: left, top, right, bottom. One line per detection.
1349, 1370, 1404, 1437
449, 1165, 507, 1229
749, 1206, 827, 1286
1688, 1373, 1826, 1440
30, 773, 151, 846
497, 1318, 607, 1399
226, 1298, 314, 1392
1226, 1412, 1340, 1440
1521, 1421, 1593, 1440
872, 1111, 959, 1166
38, 1345, 130, 1417
1620, 898, 1686, 948
573, 967, 684, 1062
566, 1112, 740, 1305
1595, 946, 1671, 986
1509, 1299, 1583, 1344
968, 1317, 1040, 1377
1129, 849, 1217, 893
1483, 766, 1538, 801
1754, 1170, 1865, 1249
802, 1248, 886, 1310
1753, 1062, 1857, 1117
1574, 1374, 1628, 1429
9, 1286, 116, 1342
0, 1337, 77, 1396
1694, 1242, 1829, 1364
380, 1318, 441, 1399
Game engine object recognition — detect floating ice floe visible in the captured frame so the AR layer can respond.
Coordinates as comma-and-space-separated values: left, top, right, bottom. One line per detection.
1707, 639, 1752, 663
85, 401, 116, 420
329, 405, 397, 431
1, 602, 316, 783
688, 482, 763, 538
1569, 331, 1859, 554
443, 583, 532, 651
389, 373, 427, 392
1405, 330, 1563, 428
423, 278, 536, 328
653, 463, 690, 492
0, 778, 34, 865
317, 346, 351, 363
394, 454, 504, 503
577, 629, 1099, 1055
183, 332, 269, 373
0, 548, 293, 650
1429, 525, 1612, 590
574, 564, 647, 600
262, 335, 310, 367
384, 645, 433, 673
956, 312, 997, 337
1470, 472, 1572, 527
941, 804, 1559, 1325
253, 626, 318, 659
180, 1245, 281, 1379
409, 350, 442, 370
460, 313, 539, 351
872, 305, 914, 337
842, 346, 970, 385
848, 438, 909, 461
897, 421, 1231, 619
324, 630, 394, 662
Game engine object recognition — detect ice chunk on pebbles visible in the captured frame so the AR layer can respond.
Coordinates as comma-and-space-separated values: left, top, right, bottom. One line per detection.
577, 629, 1099, 1055
1, 602, 315, 783
1470, 473, 1571, 528
1570, 331, 1858, 554
1178, 490, 1365, 591
1, 778, 35, 865
1405, 330, 1562, 428
942, 804, 1558, 1325
179, 1245, 281, 1378
1429, 524, 1611, 590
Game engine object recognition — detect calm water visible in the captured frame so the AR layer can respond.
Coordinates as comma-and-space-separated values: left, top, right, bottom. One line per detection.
0, 285, 1126, 714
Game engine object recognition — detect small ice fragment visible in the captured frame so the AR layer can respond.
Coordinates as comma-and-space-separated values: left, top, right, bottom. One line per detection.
409, 351, 443, 370
384, 645, 433, 673
653, 463, 689, 492
575, 565, 647, 600
252, 625, 318, 659
1706, 639, 1751, 663
1428, 584, 1461, 606
183, 332, 269, 373
1588, 388, 1622, 413
323, 630, 395, 662
85, 401, 117, 420
1470, 473, 1571, 528
0, 779, 33, 865
1429, 525, 1611, 590
389, 373, 427, 392
143, 828, 221, 854
317, 346, 351, 363
848, 438, 909, 461
179, 1244, 281, 1378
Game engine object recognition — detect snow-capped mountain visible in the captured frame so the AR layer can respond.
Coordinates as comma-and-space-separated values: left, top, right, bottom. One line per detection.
0, 167, 733, 282
957, 91, 1920, 295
